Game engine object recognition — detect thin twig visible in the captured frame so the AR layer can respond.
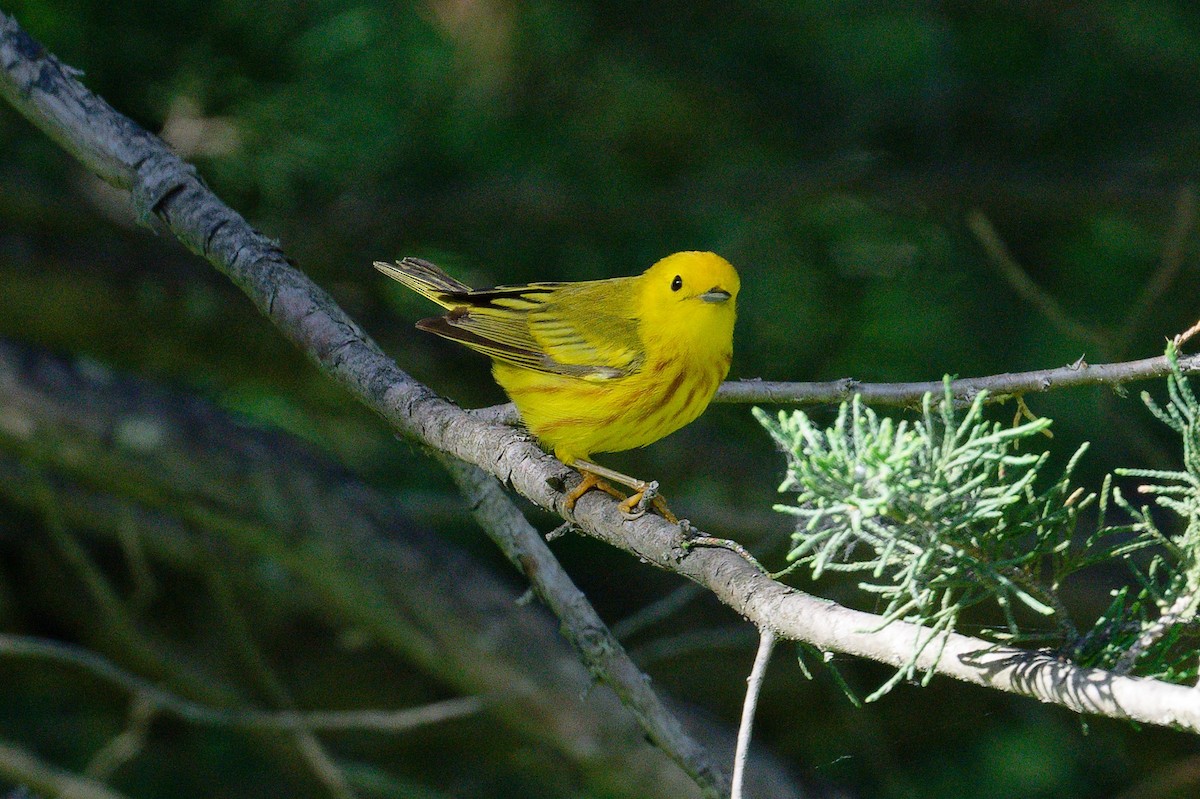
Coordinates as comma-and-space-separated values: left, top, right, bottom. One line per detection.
0, 739, 132, 799
968, 209, 1108, 348
30, 467, 238, 706
630, 627, 758, 668
114, 508, 156, 611
0, 633, 483, 733
204, 569, 357, 799
713, 352, 1200, 407
84, 695, 156, 781
1177, 320, 1200, 349
1114, 592, 1200, 675
731, 629, 776, 799
611, 583, 706, 640
1118, 185, 1197, 354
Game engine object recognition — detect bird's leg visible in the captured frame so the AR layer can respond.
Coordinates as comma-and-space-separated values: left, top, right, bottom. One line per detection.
563, 469, 628, 511
570, 460, 679, 524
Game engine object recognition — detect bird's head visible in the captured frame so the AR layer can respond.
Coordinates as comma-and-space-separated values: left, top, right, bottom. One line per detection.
638, 250, 739, 352
641, 250, 739, 312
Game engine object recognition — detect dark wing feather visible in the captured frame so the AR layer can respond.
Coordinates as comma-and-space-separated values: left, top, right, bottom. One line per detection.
374, 258, 473, 307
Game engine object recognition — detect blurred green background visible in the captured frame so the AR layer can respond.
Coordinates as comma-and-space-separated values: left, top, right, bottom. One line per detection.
3, 1, 1200, 797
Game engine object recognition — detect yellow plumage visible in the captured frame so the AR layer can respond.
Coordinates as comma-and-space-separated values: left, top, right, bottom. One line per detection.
375, 251, 739, 517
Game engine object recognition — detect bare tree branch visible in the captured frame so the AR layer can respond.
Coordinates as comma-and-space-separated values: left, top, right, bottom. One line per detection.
0, 13, 733, 796
83, 696, 156, 782
202, 569, 356, 799
466, 353, 1200, 424
0, 738, 133, 799
968, 209, 1109, 348
1117, 185, 1197, 355
732, 629, 776, 799
4, 7, 1200, 759
712, 353, 1200, 407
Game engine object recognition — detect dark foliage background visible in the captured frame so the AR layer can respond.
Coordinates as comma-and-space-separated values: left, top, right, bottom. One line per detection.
3, 1, 1200, 797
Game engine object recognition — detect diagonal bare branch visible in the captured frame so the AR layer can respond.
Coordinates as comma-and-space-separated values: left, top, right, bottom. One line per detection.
440, 454, 730, 797
0, 737, 133, 799
0, 336, 738, 799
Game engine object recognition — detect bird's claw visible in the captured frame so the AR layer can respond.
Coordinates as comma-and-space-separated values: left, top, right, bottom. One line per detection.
636, 480, 660, 513
618, 480, 661, 521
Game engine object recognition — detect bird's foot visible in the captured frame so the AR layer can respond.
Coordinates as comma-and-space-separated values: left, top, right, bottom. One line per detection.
564, 470, 628, 511
565, 464, 679, 523
618, 481, 679, 524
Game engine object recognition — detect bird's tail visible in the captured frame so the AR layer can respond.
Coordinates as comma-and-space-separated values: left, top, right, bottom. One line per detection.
374, 257, 473, 308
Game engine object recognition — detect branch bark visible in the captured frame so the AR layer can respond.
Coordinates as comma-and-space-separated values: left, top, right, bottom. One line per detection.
470, 353, 1200, 428
439, 454, 730, 796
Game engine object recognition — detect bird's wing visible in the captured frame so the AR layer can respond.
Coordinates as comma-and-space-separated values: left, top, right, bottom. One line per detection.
421, 278, 643, 380
527, 278, 643, 377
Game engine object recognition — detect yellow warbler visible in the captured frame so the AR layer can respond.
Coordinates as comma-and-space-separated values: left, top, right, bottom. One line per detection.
375, 251, 739, 519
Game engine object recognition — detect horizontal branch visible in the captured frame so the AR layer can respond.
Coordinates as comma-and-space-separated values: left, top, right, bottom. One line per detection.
469, 354, 1200, 428
5, 9, 1199, 742
714, 353, 1200, 407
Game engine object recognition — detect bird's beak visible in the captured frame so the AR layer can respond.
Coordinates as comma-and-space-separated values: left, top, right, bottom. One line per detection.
699, 287, 732, 304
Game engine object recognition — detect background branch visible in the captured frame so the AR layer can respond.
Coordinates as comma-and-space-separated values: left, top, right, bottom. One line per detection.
1116, 185, 1197, 353
967, 209, 1110, 349
0, 739, 132, 799
439, 454, 729, 798
0, 633, 483, 735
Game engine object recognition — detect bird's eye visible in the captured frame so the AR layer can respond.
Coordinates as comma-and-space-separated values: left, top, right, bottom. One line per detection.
670, 275, 683, 292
